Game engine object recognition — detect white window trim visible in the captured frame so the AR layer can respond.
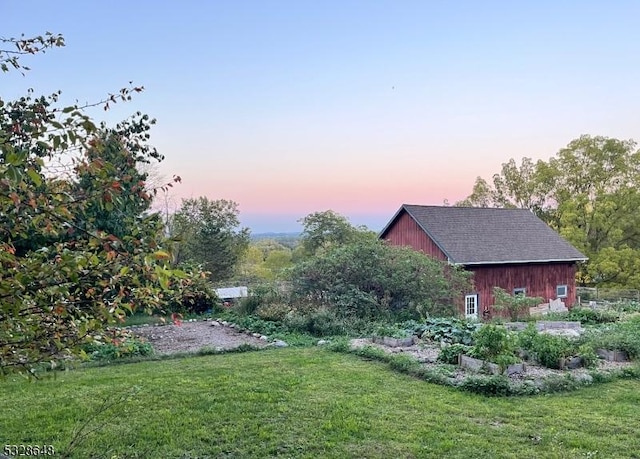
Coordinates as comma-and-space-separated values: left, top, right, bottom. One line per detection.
513, 287, 526, 296
556, 284, 568, 298
465, 294, 478, 319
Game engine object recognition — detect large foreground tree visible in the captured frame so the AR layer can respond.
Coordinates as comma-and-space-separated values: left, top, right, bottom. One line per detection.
458, 135, 640, 287
0, 33, 185, 375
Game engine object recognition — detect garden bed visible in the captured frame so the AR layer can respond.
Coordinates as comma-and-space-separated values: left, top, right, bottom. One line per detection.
349, 337, 634, 389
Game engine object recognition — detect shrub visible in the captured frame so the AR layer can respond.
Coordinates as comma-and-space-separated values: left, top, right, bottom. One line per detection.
164, 266, 219, 315
525, 333, 573, 369
388, 354, 421, 373
577, 344, 599, 369
471, 324, 518, 362
288, 239, 472, 320
255, 302, 291, 322
492, 287, 544, 321
372, 324, 411, 339
460, 375, 512, 396
236, 283, 283, 316
83, 329, 153, 361
566, 307, 619, 325
232, 315, 280, 336
414, 318, 480, 345
282, 310, 347, 337
437, 344, 471, 364
581, 317, 640, 359
539, 375, 579, 393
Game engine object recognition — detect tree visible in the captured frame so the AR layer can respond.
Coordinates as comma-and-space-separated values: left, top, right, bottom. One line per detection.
289, 239, 472, 319
237, 239, 293, 282
170, 197, 250, 282
298, 210, 376, 256
458, 135, 640, 288
0, 33, 185, 375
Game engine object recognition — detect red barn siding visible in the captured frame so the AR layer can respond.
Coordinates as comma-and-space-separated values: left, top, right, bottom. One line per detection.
382, 211, 447, 261
469, 263, 577, 316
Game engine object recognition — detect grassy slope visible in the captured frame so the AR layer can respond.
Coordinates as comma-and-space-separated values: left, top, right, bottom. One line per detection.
2, 348, 639, 458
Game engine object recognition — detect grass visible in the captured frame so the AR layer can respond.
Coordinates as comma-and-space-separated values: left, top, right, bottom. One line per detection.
2, 348, 640, 458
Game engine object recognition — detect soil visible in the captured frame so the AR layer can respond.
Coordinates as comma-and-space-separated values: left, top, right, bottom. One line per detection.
132, 320, 269, 354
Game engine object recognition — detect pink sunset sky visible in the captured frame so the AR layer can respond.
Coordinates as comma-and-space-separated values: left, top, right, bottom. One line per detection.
5, 1, 640, 232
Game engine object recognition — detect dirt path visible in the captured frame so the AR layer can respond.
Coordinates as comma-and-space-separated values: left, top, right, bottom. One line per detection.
132, 320, 269, 354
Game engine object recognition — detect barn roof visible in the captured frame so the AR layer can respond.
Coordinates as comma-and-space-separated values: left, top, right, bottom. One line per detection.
379, 204, 588, 265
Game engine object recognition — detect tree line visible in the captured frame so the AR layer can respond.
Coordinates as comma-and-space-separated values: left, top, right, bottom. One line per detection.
457, 135, 640, 289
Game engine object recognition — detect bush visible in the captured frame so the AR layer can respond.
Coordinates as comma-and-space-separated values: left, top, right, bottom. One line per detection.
388, 354, 421, 373
460, 375, 512, 396
372, 324, 411, 339
232, 315, 280, 336
582, 318, 640, 359
83, 329, 153, 361
236, 283, 283, 316
577, 344, 599, 369
255, 302, 291, 322
413, 318, 480, 345
539, 375, 579, 393
164, 265, 219, 315
283, 310, 347, 337
471, 324, 518, 363
566, 307, 619, 325
520, 331, 573, 369
492, 287, 544, 321
289, 239, 472, 320
437, 344, 471, 364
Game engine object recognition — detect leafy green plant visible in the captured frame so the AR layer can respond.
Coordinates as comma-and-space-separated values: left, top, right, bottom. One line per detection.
437, 344, 471, 364
372, 324, 411, 339
565, 307, 619, 325
460, 375, 512, 396
163, 264, 220, 315
577, 344, 599, 369
413, 318, 480, 345
82, 329, 153, 361
582, 317, 640, 359
235, 283, 283, 316
523, 332, 573, 369
471, 324, 518, 363
492, 287, 544, 321
289, 239, 472, 320
255, 302, 291, 322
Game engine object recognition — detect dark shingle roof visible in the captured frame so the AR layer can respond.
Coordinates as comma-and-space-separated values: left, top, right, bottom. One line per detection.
382, 204, 587, 265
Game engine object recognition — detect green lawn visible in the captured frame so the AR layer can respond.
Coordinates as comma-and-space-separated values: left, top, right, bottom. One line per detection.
2, 348, 640, 458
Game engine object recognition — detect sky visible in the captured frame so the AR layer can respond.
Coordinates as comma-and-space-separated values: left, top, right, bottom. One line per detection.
4, 1, 640, 232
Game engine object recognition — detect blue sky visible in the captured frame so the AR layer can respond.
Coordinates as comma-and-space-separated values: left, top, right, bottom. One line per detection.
4, 1, 640, 232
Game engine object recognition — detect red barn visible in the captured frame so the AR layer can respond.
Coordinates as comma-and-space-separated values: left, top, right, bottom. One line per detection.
379, 204, 588, 319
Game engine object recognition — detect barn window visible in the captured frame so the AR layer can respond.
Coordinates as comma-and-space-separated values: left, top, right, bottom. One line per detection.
513, 288, 526, 296
465, 294, 478, 319
556, 285, 568, 298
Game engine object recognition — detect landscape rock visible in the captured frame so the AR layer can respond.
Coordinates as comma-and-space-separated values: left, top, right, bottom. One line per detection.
317, 339, 328, 346
273, 340, 288, 348
210, 321, 221, 327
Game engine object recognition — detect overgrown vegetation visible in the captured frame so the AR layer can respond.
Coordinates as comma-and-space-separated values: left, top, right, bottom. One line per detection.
289, 238, 471, 320
0, 33, 209, 375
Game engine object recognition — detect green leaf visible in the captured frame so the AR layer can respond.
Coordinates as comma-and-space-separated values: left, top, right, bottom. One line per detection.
26, 169, 42, 186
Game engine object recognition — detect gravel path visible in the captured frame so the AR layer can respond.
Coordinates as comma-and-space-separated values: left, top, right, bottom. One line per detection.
132, 320, 269, 354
